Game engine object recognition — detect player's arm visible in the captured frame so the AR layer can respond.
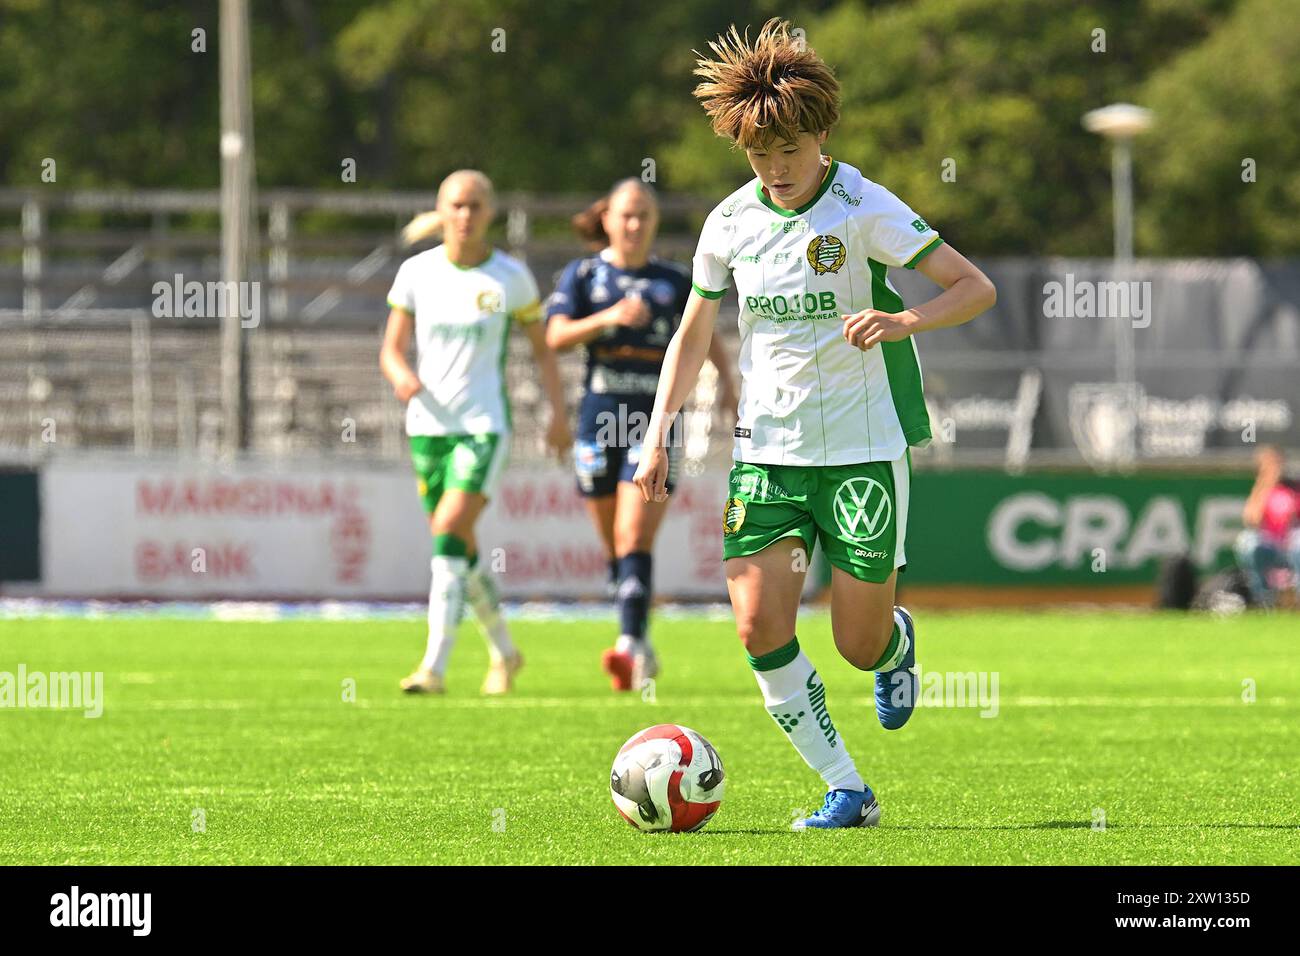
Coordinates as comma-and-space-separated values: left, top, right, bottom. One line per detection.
379, 306, 423, 402
843, 244, 997, 350
634, 290, 721, 501
1242, 486, 1265, 528
520, 315, 575, 461
545, 298, 650, 350
706, 330, 738, 422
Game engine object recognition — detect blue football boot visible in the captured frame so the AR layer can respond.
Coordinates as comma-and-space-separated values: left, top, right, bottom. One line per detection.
875, 605, 918, 730
793, 787, 881, 830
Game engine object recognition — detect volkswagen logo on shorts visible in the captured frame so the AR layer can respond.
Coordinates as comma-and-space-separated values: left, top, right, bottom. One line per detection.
832, 477, 891, 543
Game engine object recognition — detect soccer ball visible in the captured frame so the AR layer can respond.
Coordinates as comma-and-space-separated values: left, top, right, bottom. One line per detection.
610, 724, 725, 833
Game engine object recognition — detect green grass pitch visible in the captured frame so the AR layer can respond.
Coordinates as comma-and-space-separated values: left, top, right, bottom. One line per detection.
1, 610, 1297, 865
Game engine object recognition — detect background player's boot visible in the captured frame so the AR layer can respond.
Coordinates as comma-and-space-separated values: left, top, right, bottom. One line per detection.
792, 787, 880, 829
631, 648, 659, 692
482, 652, 523, 695
399, 667, 445, 694
875, 606, 918, 730
601, 648, 633, 691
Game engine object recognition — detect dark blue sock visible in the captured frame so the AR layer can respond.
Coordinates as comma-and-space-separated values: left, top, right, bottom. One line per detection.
616, 551, 653, 642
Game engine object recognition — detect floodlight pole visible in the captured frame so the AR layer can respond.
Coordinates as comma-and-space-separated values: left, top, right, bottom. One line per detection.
1112, 135, 1135, 389
219, 0, 254, 456
1083, 104, 1153, 467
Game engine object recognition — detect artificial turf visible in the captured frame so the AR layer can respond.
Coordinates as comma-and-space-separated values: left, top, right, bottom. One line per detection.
1, 610, 1296, 864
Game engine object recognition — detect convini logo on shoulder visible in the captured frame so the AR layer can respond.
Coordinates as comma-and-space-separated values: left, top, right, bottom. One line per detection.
50, 886, 151, 936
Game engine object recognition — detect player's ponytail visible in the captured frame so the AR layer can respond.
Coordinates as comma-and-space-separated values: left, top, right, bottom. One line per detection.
571, 197, 610, 250
400, 210, 444, 247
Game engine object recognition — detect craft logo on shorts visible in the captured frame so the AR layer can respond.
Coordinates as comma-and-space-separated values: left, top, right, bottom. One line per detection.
806, 234, 846, 275
722, 497, 747, 536
476, 289, 503, 313
833, 476, 892, 543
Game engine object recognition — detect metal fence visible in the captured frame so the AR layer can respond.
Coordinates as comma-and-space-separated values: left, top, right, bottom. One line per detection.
2, 189, 1296, 470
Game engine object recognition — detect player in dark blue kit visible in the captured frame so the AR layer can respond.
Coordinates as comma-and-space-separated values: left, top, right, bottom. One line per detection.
546, 179, 737, 691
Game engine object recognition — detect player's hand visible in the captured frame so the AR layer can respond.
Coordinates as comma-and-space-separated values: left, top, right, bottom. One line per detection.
633, 443, 670, 503
842, 309, 917, 351
545, 416, 573, 463
393, 372, 423, 403
608, 295, 652, 330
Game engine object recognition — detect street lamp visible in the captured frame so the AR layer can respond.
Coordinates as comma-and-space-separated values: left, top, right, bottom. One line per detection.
1083, 104, 1154, 263
1083, 103, 1153, 466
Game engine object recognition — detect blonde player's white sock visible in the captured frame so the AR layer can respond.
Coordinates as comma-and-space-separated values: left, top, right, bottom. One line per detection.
422, 555, 468, 675
465, 564, 516, 662
750, 638, 864, 793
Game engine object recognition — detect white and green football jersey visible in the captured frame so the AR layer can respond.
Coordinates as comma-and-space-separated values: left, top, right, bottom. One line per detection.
387, 245, 542, 436
692, 158, 942, 466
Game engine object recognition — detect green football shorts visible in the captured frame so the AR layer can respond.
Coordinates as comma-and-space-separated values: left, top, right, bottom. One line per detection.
721, 454, 911, 583
408, 433, 508, 512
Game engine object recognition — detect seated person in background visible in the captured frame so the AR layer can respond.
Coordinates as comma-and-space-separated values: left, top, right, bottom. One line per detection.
1235, 445, 1300, 607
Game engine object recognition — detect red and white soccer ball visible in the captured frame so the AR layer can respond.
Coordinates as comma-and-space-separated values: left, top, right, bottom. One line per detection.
610, 724, 725, 833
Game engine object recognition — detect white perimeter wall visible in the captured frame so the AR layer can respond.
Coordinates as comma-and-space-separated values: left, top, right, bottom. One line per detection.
38, 457, 728, 600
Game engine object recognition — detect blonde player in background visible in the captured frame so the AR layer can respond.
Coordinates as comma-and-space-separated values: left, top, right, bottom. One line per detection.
382, 170, 572, 695
635, 21, 996, 828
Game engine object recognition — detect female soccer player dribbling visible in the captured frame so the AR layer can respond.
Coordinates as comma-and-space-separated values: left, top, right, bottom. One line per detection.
634, 21, 997, 828
546, 180, 737, 691
381, 170, 572, 696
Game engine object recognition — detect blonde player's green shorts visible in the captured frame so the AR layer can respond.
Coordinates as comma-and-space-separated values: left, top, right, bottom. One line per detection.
409, 434, 508, 512
721, 454, 911, 583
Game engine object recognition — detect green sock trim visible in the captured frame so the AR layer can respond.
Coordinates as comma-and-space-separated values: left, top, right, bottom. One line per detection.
868, 622, 901, 671
747, 636, 800, 672
432, 533, 469, 558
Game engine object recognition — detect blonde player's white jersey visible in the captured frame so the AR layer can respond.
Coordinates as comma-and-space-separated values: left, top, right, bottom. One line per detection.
692, 158, 942, 466
387, 245, 542, 436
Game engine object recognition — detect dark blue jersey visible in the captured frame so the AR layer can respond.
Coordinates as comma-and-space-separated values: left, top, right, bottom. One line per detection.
545, 252, 690, 414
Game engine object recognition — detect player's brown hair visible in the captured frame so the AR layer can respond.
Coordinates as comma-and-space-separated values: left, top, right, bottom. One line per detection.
571, 197, 611, 249
692, 18, 840, 149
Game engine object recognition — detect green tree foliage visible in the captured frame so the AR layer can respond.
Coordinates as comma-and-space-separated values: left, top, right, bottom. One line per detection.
331, 0, 805, 190
1140, 0, 1300, 255
0, 0, 220, 187
667, 0, 1239, 255
0, 0, 1293, 254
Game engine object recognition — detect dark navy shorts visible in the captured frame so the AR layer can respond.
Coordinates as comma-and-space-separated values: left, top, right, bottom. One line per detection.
573, 437, 682, 498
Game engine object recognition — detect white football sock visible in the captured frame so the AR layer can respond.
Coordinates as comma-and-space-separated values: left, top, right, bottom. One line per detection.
614, 633, 654, 655
874, 611, 912, 672
421, 555, 468, 675
754, 647, 864, 793
465, 564, 516, 663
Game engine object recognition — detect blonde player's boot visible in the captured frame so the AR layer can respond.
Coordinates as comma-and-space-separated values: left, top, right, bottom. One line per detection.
481, 653, 523, 695
400, 667, 445, 694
